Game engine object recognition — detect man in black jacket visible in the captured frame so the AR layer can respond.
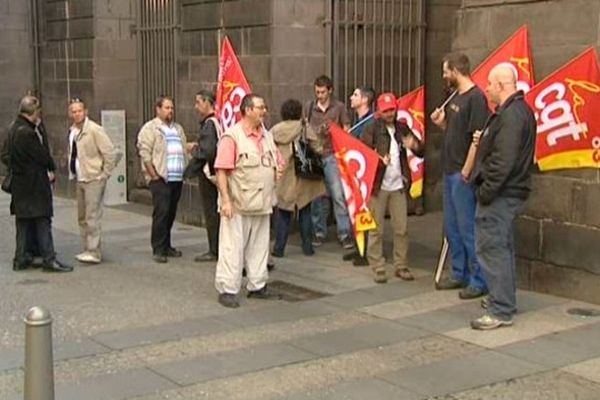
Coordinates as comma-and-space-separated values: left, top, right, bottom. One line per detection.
362, 93, 425, 284
2, 96, 72, 272
190, 90, 222, 262
470, 64, 535, 330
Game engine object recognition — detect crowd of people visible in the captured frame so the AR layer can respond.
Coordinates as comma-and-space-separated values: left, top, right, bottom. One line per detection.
1, 51, 536, 330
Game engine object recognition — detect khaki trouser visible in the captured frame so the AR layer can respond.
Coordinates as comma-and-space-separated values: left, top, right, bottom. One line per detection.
215, 213, 270, 294
77, 179, 107, 257
367, 189, 408, 271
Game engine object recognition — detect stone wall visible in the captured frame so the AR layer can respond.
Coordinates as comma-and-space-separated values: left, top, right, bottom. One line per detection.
423, 0, 462, 210
453, 0, 600, 304
173, 0, 328, 224
0, 0, 34, 175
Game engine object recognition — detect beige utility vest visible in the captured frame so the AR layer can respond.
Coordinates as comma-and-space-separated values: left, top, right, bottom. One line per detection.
224, 124, 277, 215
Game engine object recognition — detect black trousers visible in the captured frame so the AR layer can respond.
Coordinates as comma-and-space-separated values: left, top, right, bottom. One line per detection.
149, 180, 183, 255
198, 173, 220, 256
14, 216, 55, 268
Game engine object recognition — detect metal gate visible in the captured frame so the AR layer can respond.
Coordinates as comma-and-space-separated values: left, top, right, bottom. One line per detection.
327, 0, 426, 101
134, 0, 180, 121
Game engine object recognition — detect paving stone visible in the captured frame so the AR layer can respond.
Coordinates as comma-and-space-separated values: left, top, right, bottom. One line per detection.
562, 357, 600, 384
496, 335, 600, 368
444, 301, 600, 349
151, 343, 316, 385
379, 350, 546, 397
216, 299, 342, 328
548, 321, 600, 350
283, 378, 421, 400
517, 290, 569, 313
321, 289, 394, 310
0, 337, 110, 372
92, 317, 234, 350
289, 320, 429, 357
360, 289, 464, 320
449, 370, 600, 400
397, 304, 479, 334
55, 368, 178, 400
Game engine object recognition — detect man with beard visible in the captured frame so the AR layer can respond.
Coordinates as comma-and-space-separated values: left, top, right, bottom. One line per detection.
137, 95, 192, 263
430, 53, 489, 299
362, 93, 424, 283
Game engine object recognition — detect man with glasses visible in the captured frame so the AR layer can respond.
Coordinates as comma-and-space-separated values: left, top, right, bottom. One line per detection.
67, 98, 117, 264
137, 95, 192, 263
214, 93, 283, 308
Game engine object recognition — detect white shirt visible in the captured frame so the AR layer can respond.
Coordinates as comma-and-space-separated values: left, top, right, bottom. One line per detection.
381, 125, 404, 192
68, 121, 83, 181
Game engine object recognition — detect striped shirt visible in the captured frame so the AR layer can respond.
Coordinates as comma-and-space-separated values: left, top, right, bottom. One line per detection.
162, 124, 185, 182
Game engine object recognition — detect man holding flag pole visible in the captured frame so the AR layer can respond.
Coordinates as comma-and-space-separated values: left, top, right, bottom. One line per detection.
362, 93, 425, 283
430, 53, 490, 300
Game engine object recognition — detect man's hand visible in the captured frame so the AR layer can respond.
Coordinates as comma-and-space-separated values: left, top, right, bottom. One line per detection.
47, 171, 55, 183
220, 199, 234, 219
430, 107, 446, 127
382, 154, 391, 166
401, 135, 418, 151
186, 142, 198, 153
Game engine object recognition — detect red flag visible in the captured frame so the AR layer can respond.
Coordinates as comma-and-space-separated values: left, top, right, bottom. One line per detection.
526, 48, 600, 170
215, 37, 252, 130
396, 86, 426, 199
472, 25, 535, 98
330, 123, 380, 256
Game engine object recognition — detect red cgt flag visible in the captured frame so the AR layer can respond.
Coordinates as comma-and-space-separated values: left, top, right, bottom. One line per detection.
330, 123, 380, 256
396, 86, 426, 199
526, 47, 600, 170
215, 36, 252, 130
472, 25, 535, 98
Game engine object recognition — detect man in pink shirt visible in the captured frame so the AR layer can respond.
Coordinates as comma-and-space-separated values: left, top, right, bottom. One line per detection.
214, 93, 283, 308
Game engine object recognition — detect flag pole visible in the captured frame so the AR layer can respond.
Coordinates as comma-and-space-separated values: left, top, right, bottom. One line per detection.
348, 113, 375, 134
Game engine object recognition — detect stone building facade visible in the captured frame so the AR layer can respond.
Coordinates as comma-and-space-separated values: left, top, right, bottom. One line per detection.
0, 0, 598, 303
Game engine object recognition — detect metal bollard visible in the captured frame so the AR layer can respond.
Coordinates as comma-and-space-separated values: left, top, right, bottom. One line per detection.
24, 306, 54, 400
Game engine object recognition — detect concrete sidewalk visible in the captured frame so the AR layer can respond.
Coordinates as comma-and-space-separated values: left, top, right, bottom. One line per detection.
1, 192, 600, 399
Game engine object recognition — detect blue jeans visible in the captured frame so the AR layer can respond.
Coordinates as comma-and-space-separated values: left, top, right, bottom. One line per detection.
311, 155, 352, 241
273, 205, 313, 256
443, 172, 487, 290
476, 196, 524, 321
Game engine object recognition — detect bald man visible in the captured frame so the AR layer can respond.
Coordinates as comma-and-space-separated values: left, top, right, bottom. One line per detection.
469, 64, 536, 330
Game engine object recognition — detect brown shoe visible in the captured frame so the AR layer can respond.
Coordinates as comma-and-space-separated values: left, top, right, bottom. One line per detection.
395, 267, 414, 281
373, 268, 388, 284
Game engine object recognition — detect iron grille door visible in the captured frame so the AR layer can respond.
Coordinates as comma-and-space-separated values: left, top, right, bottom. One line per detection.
135, 0, 180, 122
328, 0, 426, 101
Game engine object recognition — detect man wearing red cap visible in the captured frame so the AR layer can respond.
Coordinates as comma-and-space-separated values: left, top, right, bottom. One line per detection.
362, 93, 425, 283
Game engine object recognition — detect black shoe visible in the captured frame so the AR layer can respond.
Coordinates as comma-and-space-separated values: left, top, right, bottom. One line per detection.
267, 262, 275, 272
352, 256, 369, 267
153, 254, 168, 263
435, 277, 467, 290
166, 247, 182, 257
343, 250, 359, 261
271, 251, 284, 258
247, 285, 282, 300
459, 286, 487, 300
43, 260, 73, 273
194, 252, 217, 262
218, 293, 240, 308
341, 237, 355, 250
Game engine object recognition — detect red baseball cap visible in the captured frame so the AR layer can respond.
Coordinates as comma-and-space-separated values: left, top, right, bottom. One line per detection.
377, 92, 397, 112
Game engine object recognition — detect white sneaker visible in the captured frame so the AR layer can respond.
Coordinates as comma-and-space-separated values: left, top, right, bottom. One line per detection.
76, 252, 101, 264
